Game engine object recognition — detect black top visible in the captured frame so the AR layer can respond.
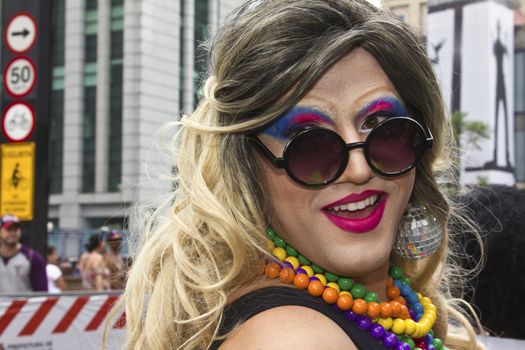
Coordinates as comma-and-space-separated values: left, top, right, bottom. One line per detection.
209, 286, 385, 349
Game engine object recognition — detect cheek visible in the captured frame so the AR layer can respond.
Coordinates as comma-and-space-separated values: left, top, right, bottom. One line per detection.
393, 171, 416, 216
400, 172, 416, 197
257, 156, 313, 224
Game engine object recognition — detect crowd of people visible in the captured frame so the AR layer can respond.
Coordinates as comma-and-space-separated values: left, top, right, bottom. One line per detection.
0, 214, 128, 294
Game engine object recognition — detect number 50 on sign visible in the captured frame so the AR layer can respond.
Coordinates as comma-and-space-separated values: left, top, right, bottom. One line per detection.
3, 57, 37, 98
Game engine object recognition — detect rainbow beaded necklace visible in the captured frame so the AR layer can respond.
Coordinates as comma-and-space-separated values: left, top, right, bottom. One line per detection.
264, 227, 448, 350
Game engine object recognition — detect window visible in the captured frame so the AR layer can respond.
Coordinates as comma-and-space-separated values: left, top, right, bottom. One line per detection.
82, 86, 97, 192
84, 2, 98, 63
82, 2, 98, 192
50, 0, 66, 194
108, 0, 124, 192
52, 0, 65, 67
194, 0, 209, 107
50, 88, 64, 194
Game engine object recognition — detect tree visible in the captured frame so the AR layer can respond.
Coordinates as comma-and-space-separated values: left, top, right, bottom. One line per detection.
450, 111, 490, 185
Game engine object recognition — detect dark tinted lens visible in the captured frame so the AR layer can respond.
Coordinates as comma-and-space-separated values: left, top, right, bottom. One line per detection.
368, 118, 426, 174
286, 129, 345, 185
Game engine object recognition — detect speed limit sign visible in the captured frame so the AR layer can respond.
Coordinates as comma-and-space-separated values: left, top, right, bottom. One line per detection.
3, 57, 37, 98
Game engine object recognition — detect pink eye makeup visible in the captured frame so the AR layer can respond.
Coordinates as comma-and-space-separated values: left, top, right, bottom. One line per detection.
356, 96, 408, 121
261, 106, 335, 141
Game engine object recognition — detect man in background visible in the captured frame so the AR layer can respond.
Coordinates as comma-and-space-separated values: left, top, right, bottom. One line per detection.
104, 230, 125, 290
0, 214, 47, 292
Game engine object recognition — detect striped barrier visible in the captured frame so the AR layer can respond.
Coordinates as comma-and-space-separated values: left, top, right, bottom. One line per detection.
0, 292, 125, 350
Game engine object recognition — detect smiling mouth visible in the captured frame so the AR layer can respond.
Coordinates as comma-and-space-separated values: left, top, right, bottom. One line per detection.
324, 194, 381, 219
322, 193, 388, 233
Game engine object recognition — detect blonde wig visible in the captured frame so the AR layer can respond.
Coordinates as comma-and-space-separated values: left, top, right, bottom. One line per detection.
121, 1, 484, 349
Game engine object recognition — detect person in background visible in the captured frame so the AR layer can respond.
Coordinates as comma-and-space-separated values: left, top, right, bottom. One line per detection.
46, 245, 66, 293
76, 249, 89, 277
0, 214, 47, 293
104, 230, 126, 290
81, 234, 110, 291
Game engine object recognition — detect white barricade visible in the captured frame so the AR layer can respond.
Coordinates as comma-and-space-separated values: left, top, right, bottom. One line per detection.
0, 292, 125, 350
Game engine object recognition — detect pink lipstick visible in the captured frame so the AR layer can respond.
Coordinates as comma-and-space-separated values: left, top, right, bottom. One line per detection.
322, 190, 387, 233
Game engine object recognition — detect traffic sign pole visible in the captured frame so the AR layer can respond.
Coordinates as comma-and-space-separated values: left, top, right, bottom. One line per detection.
1, 0, 52, 256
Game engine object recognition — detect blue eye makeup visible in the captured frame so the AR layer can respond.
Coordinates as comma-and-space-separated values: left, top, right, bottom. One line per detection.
261, 106, 335, 141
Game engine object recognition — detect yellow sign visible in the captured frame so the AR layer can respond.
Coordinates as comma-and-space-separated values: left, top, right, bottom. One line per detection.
0, 142, 35, 220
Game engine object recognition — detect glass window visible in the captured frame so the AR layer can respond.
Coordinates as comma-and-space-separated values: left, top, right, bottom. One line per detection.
52, 0, 65, 67
108, 0, 124, 192
84, 35, 97, 63
85, 2, 98, 63
111, 1, 124, 31
82, 87, 97, 192
194, 0, 209, 107
50, 0, 66, 194
108, 64, 123, 192
50, 90, 64, 194
52, 67, 65, 90
110, 31, 123, 61
86, 0, 98, 11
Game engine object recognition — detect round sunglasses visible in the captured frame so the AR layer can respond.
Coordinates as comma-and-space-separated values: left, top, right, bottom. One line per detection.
251, 116, 433, 188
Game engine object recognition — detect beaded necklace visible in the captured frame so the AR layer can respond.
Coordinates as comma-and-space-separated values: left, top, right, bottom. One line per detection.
263, 227, 447, 350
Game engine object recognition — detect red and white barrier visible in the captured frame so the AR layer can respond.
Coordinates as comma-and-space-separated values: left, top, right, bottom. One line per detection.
0, 293, 125, 350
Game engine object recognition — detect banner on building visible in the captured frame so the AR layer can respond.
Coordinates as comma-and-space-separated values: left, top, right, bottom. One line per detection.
428, 0, 515, 185
0, 293, 125, 350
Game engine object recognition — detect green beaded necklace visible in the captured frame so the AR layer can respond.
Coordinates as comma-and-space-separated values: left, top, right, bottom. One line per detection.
263, 227, 448, 350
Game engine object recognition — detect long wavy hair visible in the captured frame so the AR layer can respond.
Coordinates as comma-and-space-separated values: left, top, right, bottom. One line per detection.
121, 1, 484, 348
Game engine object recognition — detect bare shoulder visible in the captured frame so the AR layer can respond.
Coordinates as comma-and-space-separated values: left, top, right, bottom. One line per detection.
218, 305, 357, 350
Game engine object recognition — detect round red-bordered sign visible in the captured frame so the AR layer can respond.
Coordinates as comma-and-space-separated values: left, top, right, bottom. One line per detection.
2, 102, 35, 142
3, 57, 37, 98
5, 13, 37, 54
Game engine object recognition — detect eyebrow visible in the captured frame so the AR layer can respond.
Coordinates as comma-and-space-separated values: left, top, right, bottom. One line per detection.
356, 96, 407, 119
287, 106, 334, 124
262, 106, 335, 140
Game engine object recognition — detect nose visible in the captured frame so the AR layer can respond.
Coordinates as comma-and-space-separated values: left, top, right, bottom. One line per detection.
336, 147, 374, 185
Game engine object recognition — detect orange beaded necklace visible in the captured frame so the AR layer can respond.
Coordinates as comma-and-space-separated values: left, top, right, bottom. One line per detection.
262, 227, 446, 350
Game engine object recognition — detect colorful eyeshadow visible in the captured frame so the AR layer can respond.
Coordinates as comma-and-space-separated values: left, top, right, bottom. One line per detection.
262, 106, 334, 141
356, 96, 407, 121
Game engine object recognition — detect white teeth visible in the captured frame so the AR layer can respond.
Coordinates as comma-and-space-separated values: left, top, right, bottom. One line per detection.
330, 195, 379, 212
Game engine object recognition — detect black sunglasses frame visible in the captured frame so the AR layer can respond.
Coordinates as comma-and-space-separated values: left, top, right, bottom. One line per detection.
251, 116, 434, 188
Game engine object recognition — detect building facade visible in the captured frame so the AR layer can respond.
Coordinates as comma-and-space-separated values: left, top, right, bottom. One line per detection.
382, 0, 428, 33
385, 0, 525, 187
48, 0, 244, 230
